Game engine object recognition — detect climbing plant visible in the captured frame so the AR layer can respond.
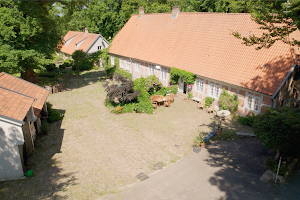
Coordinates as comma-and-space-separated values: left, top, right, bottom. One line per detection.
170, 68, 196, 85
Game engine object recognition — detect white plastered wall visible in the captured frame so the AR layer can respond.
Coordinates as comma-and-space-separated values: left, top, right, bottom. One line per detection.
0, 118, 25, 181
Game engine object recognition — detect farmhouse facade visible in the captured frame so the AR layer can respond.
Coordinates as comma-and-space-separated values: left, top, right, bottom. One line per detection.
109, 7, 300, 116
0, 72, 49, 181
60, 28, 110, 64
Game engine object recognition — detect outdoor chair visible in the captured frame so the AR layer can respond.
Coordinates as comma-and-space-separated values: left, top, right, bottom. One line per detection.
152, 101, 158, 109
207, 100, 217, 113
169, 94, 174, 103
164, 100, 170, 107
197, 99, 205, 109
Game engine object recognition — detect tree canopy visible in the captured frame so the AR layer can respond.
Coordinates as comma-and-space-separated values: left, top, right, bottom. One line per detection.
0, 1, 61, 82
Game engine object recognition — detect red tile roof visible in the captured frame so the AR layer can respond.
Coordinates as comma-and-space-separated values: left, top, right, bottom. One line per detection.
60, 31, 101, 55
109, 12, 298, 96
0, 72, 50, 121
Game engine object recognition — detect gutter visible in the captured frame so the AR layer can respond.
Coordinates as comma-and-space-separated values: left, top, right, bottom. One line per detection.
272, 64, 297, 99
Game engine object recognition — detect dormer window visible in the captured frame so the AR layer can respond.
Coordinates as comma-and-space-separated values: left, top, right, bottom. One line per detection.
98, 46, 102, 50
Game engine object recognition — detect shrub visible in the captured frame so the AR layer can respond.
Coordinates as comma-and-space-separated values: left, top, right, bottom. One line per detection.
133, 76, 162, 95
219, 89, 239, 113
188, 92, 193, 99
136, 89, 153, 114
170, 85, 178, 94
59, 63, 67, 70
63, 58, 72, 67
46, 102, 63, 123
40, 120, 49, 134
238, 114, 256, 127
114, 67, 132, 79
170, 67, 195, 85
253, 106, 300, 155
103, 75, 139, 104
264, 157, 277, 169
45, 63, 57, 72
154, 86, 171, 96
205, 97, 215, 107
48, 109, 62, 123
122, 103, 138, 113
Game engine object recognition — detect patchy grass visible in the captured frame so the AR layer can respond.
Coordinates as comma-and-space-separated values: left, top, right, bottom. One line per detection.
0, 69, 252, 199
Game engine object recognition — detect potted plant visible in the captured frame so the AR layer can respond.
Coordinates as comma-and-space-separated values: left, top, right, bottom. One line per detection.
214, 119, 223, 136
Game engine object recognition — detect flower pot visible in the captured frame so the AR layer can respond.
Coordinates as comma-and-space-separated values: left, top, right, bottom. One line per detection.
214, 127, 222, 136
201, 142, 206, 148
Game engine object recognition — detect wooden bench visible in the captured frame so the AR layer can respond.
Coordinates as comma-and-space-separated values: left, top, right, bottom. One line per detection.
191, 97, 201, 103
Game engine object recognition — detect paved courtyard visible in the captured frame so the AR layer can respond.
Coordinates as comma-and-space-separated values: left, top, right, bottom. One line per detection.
0, 70, 263, 199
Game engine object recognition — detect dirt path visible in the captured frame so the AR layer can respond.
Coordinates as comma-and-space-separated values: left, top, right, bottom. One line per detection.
0, 69, 252, 199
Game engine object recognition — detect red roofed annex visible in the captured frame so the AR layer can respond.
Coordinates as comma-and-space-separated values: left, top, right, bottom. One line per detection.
108, 7, 300, 116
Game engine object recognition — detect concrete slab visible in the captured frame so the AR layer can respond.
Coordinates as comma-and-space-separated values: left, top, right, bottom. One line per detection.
100, 139, 299, 200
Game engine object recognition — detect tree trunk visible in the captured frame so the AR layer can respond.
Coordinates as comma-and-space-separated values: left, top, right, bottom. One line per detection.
21, 70, 38, 83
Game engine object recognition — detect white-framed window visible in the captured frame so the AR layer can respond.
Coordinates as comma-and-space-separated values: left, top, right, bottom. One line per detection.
135, 61, 140, 72
120, 58, 123, 68
210, 84, 220, 98
247, 95, 260, 111
161, 68, 167, 80
111, 56, 114, 66
195, 80, 204, 93
148, 64, 155, 75
126, 59, 130, 70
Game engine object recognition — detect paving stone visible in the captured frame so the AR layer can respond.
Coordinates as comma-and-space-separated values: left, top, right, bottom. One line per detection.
136, 172, 149, 181
153, 162, 163, 170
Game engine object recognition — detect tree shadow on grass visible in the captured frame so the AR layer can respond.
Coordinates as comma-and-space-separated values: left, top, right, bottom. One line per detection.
0, 109, 77, 200
63, 69, 107, 91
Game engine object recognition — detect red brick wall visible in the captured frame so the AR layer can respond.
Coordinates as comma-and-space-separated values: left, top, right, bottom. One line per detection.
263, 96, 272, 106
238, 98, 244, 107
222, 85, 228, 90
239, 90, 245, 98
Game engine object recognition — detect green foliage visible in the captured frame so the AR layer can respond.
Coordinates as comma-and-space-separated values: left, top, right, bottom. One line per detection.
71, 50, 100, 73
264, 157, 277, 170
46, 102, 63, 123
193, 133, 204, 148
170, 85, 178, 95
205, 97, 215, 107
219, 89, 239, 113
133, 75, 162, 95
121, 103, 138, 113
41, 120, 49, 134
154, 86, 171, 96
170, 68, 195, 85
45, 64, 57, 72
0, 1, 62, 81
63, 58, 72, 67
238, 114, 256, 127
253, 107, 300, 154
188, 92, 193, 99
114, 67, 132, 80
135, 89, 153, 114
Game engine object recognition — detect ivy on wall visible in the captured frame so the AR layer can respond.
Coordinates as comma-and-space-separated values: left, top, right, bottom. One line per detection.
170, 68, 196, 85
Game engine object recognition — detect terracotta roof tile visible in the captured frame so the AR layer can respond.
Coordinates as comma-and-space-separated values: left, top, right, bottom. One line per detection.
60, 31, 104, 55
0, 72, 50, 121
109, 12, 298, 96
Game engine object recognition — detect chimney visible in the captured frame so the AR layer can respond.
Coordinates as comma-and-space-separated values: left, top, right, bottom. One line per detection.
84, 28, 88, 34
138, 7, 144, 19
172, 6, 180, 19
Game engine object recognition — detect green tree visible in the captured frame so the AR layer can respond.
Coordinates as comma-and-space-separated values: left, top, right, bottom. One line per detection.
232, 0, 300, 49
0, 1, 61, 82
253, 107, 300, 156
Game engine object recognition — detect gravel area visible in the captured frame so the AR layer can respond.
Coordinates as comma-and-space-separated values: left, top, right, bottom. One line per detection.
0, 69, 252, 199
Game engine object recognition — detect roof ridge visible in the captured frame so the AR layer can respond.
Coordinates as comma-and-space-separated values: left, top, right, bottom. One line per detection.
0, 72, 48, 92
0, 85, 37, 100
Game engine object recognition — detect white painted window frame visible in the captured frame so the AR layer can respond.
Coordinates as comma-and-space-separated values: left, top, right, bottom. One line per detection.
196, 79, 204, 93
111, 56, 114, 66
120, 58, 123, 68
126, 59, 130, 70
148, 64, 155, 75
209, 83, 220, 98
246, 94, 261, 112
161, 68, 167, 80
135, 61, 140, 72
